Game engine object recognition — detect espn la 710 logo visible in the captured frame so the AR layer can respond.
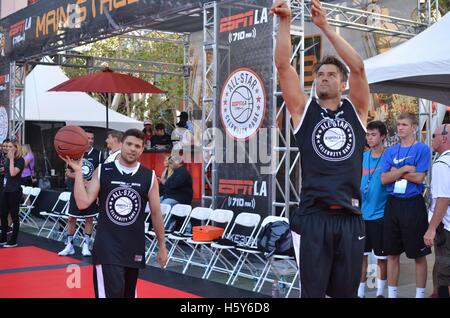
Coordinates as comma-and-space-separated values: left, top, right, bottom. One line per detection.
218, 179, 267, 197
219, 8, 268, 33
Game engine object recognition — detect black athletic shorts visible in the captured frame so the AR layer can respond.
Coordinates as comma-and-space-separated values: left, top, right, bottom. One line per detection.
67, 195, 98, 218
364, 218, 386, 258
290, 208, 365, 298
93, 264, 140, 298
383, 195, 431, 259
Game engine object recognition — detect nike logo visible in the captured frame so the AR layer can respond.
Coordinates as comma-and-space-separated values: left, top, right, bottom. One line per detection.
362, 168, 380, 175
420, 247, 427, 251
358, 236, 365, 240
393, 156, 412, 165
105, 168, 113, 171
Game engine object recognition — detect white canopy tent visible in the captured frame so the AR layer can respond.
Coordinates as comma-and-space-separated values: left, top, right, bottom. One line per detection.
364, 12, 450, 106
24, 64, 143, 131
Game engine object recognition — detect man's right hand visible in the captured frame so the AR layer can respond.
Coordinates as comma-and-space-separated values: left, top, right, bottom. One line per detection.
269, 0, 291, 18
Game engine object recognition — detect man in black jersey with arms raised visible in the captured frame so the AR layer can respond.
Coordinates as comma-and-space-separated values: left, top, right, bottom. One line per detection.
271, 0, 369, 297
62, 129, 168, 298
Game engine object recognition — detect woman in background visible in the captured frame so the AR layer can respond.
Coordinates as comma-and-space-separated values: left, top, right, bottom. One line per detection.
21, 144, 35, 186
0, 140, 25, 247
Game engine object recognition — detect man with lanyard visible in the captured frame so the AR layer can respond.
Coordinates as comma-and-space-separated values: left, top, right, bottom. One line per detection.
381, 112, 431, 298
271, 0, 369, 297
59, 129, 102, 257
358, 121, 388, 298
424, 124, 450, 297
62, 129, 167, 298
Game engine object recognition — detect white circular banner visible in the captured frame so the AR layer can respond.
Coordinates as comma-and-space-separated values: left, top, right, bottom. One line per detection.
0, 106, 8, 142
220, 68, 266, 140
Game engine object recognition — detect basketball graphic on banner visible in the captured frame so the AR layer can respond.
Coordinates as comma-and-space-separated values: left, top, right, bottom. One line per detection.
220, 68, 266, 140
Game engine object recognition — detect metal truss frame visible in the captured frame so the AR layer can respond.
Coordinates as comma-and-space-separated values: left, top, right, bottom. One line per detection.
201, 1, 218, 208
9, 61, 26, 141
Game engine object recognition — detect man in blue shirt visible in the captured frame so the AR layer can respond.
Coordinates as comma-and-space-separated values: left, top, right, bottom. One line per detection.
381, 112, 431, 298
358, 121, 388, 298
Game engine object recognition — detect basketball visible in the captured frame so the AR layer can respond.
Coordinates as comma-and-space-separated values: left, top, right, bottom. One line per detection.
54, 125, 89, 159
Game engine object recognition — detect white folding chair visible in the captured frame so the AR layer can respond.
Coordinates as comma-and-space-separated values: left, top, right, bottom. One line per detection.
146, 204, 192, 263
164, 207, 213, 268
19, 187, 41, 229
144, 203, 171, 260
181, 208, 235, 274
37, 192, 71, 239
202, 212, 261, 281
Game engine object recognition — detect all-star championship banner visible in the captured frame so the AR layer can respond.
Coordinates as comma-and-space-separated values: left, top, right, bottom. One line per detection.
214, 0, 274, 219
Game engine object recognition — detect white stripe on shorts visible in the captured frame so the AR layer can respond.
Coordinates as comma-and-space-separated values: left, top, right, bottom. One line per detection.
95, 265, 106, 298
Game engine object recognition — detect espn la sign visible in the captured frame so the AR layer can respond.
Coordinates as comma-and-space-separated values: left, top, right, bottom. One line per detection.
219, 8, 268, 33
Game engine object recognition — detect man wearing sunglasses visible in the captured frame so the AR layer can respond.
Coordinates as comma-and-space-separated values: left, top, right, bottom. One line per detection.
425, 124, 450, 297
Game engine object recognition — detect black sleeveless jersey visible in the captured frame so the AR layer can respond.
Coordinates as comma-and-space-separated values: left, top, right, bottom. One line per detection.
82, 148, 102, 181
293, 97, 366, 215
93, 162, 154, 268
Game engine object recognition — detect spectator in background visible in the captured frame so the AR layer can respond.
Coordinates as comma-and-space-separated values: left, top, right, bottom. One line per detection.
104, 130, 123, 164
358, 121, 388, 298
177, 111, 194, 135
160, 155, 192, 207
151, 123, 172, 148
0, 140, 25, 247
381, 112, 431, 298
424, 124, 450, 297
143, 119, 153, 149
21, 144, 35, 187
0, 139, 13, 235
158, 156, 174, 197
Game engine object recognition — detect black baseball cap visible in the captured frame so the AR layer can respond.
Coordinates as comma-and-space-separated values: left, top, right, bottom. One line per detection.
178, 111, 188, 120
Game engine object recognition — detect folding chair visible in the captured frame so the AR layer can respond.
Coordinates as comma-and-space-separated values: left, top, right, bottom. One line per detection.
146, 203, 192, 263
144, 203, 171, 260
164, 207, 213, 268
181, 208, 235, 274
19, 187, 41, 229
37, 192, 71, 239
231, 215, 299, 297
202, 212, 261, 281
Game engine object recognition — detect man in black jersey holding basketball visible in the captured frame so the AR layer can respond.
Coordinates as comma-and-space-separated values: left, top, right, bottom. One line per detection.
62, 129, 168, 298
271, 0, 369, 297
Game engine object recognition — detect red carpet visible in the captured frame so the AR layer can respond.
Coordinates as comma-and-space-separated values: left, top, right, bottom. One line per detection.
0, 247, 200, 298
0, 246, 80, 270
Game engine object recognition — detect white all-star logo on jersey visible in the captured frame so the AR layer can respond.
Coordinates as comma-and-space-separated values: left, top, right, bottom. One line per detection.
106, 187, 141, 226
312, 113, 355, 162
81, 158, 94, 180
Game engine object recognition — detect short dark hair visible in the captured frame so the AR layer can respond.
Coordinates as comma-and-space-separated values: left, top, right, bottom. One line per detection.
123, 129, 145, 145
367, 120, 387, 137
313, 55, 349, 83
155, 123, 165, 131
397, 112, 418, 126
108, 130, 123, 141
84, 129, 94, 135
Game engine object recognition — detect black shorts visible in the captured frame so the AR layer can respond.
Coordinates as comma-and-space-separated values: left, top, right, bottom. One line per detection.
93, 264, 140, 298
364, 218, 386, 258
435, 225, 450, 286
67, 195, 98, 218
291, 209, 365, 298
383, 195, 431, 259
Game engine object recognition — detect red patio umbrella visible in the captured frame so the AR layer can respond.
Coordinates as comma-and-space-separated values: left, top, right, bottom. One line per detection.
48, 67, 165, 130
